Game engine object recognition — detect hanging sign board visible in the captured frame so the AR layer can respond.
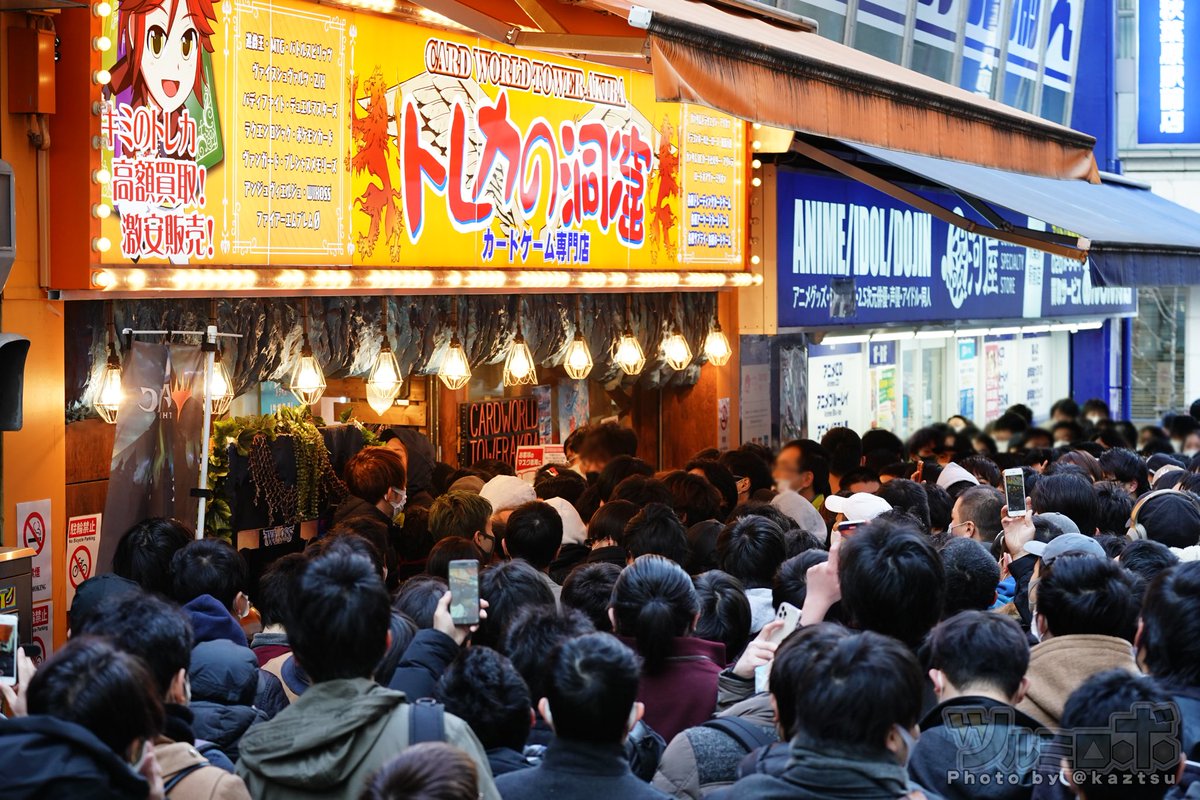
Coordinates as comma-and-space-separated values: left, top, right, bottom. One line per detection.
459, 397, 540, 466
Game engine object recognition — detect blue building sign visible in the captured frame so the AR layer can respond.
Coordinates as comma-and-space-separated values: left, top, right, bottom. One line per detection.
1138, 0, 1200, 143
775, 170, 1138, 328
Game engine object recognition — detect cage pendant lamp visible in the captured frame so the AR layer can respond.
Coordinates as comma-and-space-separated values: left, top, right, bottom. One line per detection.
612, 295, 645, 376
663, 295, 693, 371
438, 299, 472, 391
94, 339, 124, 424
704, 315, 733, 367
208, 348, 236, 417
366, 298, 403, 415
563, 296, 593, 380
503, 300, 538, 387
289, 299, 327, 406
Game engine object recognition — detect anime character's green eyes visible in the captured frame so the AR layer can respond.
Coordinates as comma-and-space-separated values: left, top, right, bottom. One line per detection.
147, 25, 166, 56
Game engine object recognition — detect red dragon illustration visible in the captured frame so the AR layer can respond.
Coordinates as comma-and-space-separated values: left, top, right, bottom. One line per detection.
650, 115, 679, 263
349, 68, 403, 261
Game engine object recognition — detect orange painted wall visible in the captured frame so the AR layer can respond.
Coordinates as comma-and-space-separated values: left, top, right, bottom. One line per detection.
1, 11, 70, 648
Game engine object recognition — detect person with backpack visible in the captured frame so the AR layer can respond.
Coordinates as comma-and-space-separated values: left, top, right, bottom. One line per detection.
73, 590, 251, 798
235, 541, 499, 800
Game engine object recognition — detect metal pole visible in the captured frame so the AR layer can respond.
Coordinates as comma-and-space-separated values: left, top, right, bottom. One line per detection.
196, 324, 216, 539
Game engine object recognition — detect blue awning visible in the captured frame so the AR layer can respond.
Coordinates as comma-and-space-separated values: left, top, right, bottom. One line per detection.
839, 141, 1200, 287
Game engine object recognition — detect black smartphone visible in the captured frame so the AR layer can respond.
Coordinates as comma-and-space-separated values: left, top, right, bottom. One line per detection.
448, 559, 480, 626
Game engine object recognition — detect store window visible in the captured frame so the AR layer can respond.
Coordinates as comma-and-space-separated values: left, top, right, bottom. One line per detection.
853, 1, 907, 63
961, 0, 1006, 95
911, 0, 964, 82
1131, 287, 1188, 423
773, 0, 850, 42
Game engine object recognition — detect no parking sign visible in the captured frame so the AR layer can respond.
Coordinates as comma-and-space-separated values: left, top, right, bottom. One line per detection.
66, 514, 101, 610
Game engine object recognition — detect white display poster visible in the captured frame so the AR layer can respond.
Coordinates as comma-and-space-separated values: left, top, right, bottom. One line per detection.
740, 364, 772, 447
807, 343, 867, 439
1022, 335, 1050, 422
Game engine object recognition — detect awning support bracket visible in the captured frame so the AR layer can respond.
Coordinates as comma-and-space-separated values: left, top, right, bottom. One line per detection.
790, 138, 1091, 263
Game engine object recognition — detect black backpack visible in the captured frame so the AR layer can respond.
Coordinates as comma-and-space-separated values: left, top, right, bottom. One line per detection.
409, 697, 446, 744
700, 716, 778, 754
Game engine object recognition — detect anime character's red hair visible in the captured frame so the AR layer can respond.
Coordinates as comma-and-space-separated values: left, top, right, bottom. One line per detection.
109, 0, 217, 108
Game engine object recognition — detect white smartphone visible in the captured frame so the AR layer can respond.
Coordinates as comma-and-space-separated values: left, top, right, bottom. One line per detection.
767, 602, 803, 645
1003, 468, 1027, 517
0, 614, 17, 686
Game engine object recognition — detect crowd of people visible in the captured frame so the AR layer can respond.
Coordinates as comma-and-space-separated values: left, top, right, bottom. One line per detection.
5, 395, 1200, 800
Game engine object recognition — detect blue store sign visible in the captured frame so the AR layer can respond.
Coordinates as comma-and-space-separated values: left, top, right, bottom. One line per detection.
776, 170, 1138, 328
1138, 0, 1200, 143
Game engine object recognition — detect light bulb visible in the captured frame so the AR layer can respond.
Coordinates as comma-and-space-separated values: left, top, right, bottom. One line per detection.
612, 330, 645, 376
563, 334, 593, 380
438, 336, 472, 390
366, 383, 397, 415
94, 35, 112, 51
92, 203, 111, 219
663, 330, 693, 371
751, 176, 762, 187
289, 344, 326, 405
208, 356, 235, 416
94, 69, 111, 85
92, 236, 111, 253
94, 347, 124, 424
93, 168, 111, 184
503, 334, 537, 386
94, 0, 111, 15
752, 158, 762, 169
366, 343, 402, 414
704, 326, 732, 366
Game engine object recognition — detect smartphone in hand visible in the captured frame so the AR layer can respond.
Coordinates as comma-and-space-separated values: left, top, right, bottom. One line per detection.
447, 560, 480, 626
1003, 468, 1027, 517
0, 615, 18, 686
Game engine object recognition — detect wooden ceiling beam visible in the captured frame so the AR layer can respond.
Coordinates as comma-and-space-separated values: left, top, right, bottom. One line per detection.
507, 29, 647, 55
511, 0, 567, 31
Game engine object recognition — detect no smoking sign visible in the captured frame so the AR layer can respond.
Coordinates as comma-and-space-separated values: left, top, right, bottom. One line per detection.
21, 512, 45, 555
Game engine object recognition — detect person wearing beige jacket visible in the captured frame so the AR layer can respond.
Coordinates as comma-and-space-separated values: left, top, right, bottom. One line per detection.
1016, 551, 1141, 729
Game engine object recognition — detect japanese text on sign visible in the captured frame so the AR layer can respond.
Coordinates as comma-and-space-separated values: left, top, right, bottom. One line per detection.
1160, 0, 1186, 133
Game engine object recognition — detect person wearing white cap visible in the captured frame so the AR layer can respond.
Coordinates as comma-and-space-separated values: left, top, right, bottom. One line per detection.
935, 462, 979, 492
480, 475, 537, 526
822, 492, 893, 524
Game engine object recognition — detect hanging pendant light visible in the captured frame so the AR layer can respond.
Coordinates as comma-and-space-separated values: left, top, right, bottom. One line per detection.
366, 298, 402, 415
704, 310, 733, 367
563, 296, 593, 380
612, 295, 645, 376
662, 294, 693, 371
208, 348, 236, 417
503, 299, 538, 387
94, 340, 124, 424
289, 299, 327, 406
438, 298, 472, 391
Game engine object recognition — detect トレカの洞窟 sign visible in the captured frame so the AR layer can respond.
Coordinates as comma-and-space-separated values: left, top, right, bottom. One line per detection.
94, 0, 745, 271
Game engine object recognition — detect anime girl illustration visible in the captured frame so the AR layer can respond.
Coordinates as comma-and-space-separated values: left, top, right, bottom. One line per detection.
109, 0, 218, 122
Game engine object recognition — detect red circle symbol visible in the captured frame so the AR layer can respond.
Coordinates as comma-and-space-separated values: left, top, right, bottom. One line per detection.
69, 545, 92, 589
21, 512, 45, 556
31, 636, 47, 666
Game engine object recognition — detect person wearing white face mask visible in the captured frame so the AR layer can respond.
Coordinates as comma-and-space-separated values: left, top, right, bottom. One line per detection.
716, 624, 935, 800
331, 447, 409, 581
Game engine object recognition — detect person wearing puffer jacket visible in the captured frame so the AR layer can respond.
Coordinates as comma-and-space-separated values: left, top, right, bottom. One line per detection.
189, 639, 268, 762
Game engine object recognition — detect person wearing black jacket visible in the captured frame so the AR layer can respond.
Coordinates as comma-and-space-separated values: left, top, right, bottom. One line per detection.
496, 634, 669, 800
909, 611, 1050, 800
0, 637, 163, 800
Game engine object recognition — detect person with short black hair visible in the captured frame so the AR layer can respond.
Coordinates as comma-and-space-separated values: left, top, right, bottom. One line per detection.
719, 449, 773, 506
820, 427, 864, 495
876, 478, 931, 534
361, 742, 480, 800
112, 517, 194, 597
578, 422, 639, 474
625, 502, 690, 566
716, 516, 787, 631
583, 499, 639, 569
686, 459, 740, 520
612, 475, 675, 508
909, 611, 1048, 800
473, 559, 556, 650
1031, 472, 1100, 535
1058, 671, 1182, 800
501, 607, 595, 722
611, 556, 724, 743
773, 440, 831, 507
503, 501, 564, 582
958, 455, 1002, 488
236, 547, 500, 800
170, 538, 251, 628
1051, 398, 1080, 423
923, 483, 953, 535
495, 634, 669, 800
250, 552, 306, 667
561, 561, 622, 632
393, 575, 448, 629
1120, 539, 1179, 585
662, 470, 724, 526
0, 636, 165, 800
806, 516, 945, 650
426, 537, 484, 582
950, 485, 1005, 543
939, 537, 1000, 618
722, 628, 927, 800
1017, 554, 1140, 729
692, 571, 752, 665
74, 591, 251, 792
534, 466, 588, 508
435, 647, 534, 777
773, 550, 833, 617
1098, 448, 1147, 496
